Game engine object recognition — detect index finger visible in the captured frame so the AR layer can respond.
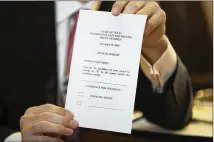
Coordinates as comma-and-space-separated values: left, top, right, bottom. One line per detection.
111, 1, 128, 16
25, 104, 72, 117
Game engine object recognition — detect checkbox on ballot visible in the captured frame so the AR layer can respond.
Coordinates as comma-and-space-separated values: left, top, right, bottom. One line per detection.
78, 92, 83, 97
77, 101, 82, 106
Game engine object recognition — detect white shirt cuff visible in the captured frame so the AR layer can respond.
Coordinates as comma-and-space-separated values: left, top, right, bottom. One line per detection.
4, 132, 21, 142
140, 38, 177, 93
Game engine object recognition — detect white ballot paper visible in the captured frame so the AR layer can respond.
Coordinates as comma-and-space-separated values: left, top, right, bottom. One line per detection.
65, 10, 147, 134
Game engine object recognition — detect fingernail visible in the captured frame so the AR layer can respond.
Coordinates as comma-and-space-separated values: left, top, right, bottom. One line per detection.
112, 7, 119, 15
66, 110, 74, 118
70, 120, 79, 129
66, 128, 73, 135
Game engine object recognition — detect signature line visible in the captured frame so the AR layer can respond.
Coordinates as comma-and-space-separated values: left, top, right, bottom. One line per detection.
88, 105, 124, 111
82, 80, 126, 87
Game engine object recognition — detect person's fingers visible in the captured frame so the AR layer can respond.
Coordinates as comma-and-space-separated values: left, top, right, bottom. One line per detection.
24, 121, 74, 136
123, 1, 146, 14
20, 112, 73, 129
143, 24, 165, 46
70, 119, 79, 129
111, 1, 129, 15
144, 9, 166, 36
136, 2, 159, 18
43, 133, 62, 139
25, 104, 73, 117
29, 135, 63, 142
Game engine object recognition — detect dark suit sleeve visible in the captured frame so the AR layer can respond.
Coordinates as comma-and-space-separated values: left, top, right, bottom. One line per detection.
135, 56, 193, 130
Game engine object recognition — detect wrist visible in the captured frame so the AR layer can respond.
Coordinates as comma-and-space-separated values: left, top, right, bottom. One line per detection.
142, 35, 168, 64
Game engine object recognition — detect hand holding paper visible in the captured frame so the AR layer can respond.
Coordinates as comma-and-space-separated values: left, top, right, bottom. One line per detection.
65, 10, 147, 134
111, 1, 167, 64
